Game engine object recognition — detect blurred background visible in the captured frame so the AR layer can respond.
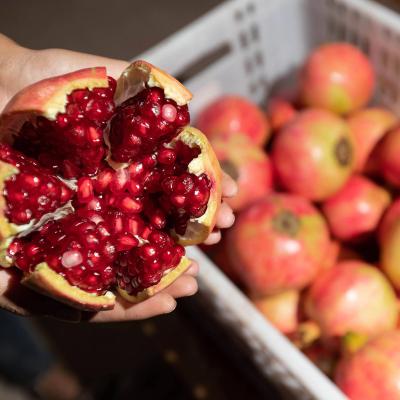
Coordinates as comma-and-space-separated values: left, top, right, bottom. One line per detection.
2, 1, 400, 399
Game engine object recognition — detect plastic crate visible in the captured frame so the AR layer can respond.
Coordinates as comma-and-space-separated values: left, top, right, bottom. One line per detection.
138, 0, 400, 398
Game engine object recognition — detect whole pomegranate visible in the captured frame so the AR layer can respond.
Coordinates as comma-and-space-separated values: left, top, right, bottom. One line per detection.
380, 200, 400, 291
266, 97, 297, 132
322, 175, 391, 242
252, 290, 299, 335
305, 261, 398, 339
0, 61, 222, 310
196, 95, 270, 146
375, 126, 400, 187
211, 133, 272, 211
335, 331, 400, 400
347, 107, 397, 172
227, 193, 331, 295
300, 43, 375, 114
271, 109, 354, 200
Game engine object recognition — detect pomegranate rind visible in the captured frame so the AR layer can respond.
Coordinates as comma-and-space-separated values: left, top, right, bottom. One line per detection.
117, 255, 191, 303
115, 60, 192, 107
0, 67, 108, 143
22, 263, 115, 311
174, 127, 222, 246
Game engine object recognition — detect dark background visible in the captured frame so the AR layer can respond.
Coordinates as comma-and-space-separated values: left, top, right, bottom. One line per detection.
1, 1, 399, 399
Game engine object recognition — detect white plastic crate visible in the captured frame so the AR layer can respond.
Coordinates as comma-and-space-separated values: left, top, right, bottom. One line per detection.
138, 0, 400, 398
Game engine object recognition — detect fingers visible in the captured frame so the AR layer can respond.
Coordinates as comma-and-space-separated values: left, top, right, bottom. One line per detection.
203, 229, 221, 245
163, 275, 198, 298
185, 260, 199, 277
91, 292, 177, 322
222, 172, 238, 198
216, 201, 235, 229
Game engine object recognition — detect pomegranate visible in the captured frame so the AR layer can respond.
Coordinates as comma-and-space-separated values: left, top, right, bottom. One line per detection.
251, 289, 299, 335
211, 133, 272, 211
321, 240, 340, 270
375, 126, 400, 187
266, 97, 297, 132
0, 61, 222, 310
226, 193, 331, 295
305, 261, 398, 339
380, 217, 400, 290
196, 95, 270, 146
335, 331, 400, 400
379, 198, 400, 245
322, 175, 391, 242
300, 43, 375, 114
347, 107, 397, 172
271, 109, 354, 200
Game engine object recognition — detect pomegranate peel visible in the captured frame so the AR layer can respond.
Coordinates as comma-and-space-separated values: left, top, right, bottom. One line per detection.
115, 60, 192, 108
172, 127, 222, 246
22, 263, 115, 311
118, 256, 191, 303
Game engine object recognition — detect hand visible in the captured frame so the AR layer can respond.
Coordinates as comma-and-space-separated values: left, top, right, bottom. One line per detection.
0, 34, 237, 321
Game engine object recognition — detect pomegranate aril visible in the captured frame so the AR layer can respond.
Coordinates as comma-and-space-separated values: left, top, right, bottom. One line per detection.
94, 169, 113, 192
61, 250, 83, 268
115, 234, 139, 251
162, 104, 177, 122
77, 177, 94, 203
110, 169, 129, 193
119, 196, 143, 213
157, 148, 176, 165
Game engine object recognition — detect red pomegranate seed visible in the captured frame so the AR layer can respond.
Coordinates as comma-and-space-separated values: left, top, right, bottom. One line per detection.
77, 177, 94, 203
61, 250, 83, 268
162, 104, 177, 122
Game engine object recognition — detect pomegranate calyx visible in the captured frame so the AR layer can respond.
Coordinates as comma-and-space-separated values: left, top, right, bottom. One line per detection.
118, 256, 191, 303
22, 263, 115, 311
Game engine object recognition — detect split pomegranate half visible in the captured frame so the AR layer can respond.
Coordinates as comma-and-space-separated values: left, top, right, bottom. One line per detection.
0, 61, 222, 311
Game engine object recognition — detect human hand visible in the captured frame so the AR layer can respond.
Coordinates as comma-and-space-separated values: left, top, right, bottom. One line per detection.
0, 35, 237, 321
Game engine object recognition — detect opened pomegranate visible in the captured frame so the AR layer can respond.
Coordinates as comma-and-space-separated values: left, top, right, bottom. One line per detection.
0, 61, 222, 310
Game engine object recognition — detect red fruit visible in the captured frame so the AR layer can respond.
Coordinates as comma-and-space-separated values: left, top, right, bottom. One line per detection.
321, 240, 340, 270
272, 109, 354, 200
380, 200, 400, 290
227, 193, 331, 295
0, 61, 222, 310
347, 108, 397, 172
335, 331, 400, 400
322, 175, 391, 242
305, 261, 398, 339
300, 43, 375, 114
375, 126, 400, 187
196, 95, 270, 146
266, 97, 297, 132
252, 290, 299, 335
211, 133, 272, 211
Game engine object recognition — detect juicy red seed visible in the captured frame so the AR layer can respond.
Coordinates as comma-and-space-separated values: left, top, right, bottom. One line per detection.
110, 169, 129, 193
162, 104, 177, 122
115, 234, 139, 251
94, 169, 113, 192
119, 196, 143, 213
157, 148, 176, 165
77, 177, 94, 203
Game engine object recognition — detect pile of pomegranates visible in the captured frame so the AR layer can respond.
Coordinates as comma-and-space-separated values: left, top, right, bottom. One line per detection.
198, 42, 400, 399
0, 61, 222, 310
